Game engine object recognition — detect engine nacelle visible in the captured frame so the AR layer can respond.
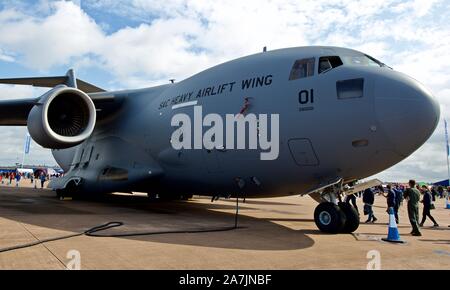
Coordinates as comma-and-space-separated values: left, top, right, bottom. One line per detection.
27, 86, 96, 149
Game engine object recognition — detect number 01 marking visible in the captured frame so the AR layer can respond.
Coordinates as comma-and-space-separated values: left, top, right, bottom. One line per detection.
299, 89, 314, 105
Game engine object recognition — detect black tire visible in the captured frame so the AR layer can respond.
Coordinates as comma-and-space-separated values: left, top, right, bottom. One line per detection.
158, 194, 192, 201
56, 189, 64, 199
147, 193, 158, 200
56, 181, 80, 199
180, 194, 193, 201
56, 188, 77, 199
338, 202, 360, 233
314, 202, 346, 233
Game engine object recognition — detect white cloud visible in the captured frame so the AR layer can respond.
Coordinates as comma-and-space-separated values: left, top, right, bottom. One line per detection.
0, 85, 46, 100
100, 19, 210, 79
0, 125, 55, 166
2, 0, 447, 88
0, 85, 54, 165
392, 0, 441, 17
0, 48, 14, 62
0, 1, 103, 70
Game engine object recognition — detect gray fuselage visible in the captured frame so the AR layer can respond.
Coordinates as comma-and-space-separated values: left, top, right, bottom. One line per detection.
52, 46, 440, 198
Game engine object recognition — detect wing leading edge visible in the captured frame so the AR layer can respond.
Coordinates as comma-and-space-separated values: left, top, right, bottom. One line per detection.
0, 98, 38, 126
0, 69, 105, 94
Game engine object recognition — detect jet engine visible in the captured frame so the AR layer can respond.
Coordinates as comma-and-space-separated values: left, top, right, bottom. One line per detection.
27, 86, 96, 149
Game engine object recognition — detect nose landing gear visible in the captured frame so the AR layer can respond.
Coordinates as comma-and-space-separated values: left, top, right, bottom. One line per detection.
313, 189, 360, 233
338, 202, 360, 233
314, 202, 346, 233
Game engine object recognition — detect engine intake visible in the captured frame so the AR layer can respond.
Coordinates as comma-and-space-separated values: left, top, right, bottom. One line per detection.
27, 86, 96, 149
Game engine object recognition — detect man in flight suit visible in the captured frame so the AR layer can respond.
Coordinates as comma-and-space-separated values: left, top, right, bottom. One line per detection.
403, 180, 422, 236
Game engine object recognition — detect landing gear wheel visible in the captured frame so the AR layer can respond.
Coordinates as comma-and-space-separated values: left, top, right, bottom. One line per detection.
56, 188, 77, 199
55, 181, 80, 200
338, 202, 360, 233
147, 193, 158, 201
179, 194, 193, 201
314, 202, 346, 234
158, 194, 193, 201
56, 189, 64, 199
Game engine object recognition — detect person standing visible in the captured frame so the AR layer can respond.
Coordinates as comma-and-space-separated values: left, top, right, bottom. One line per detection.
437, 186, 445, 199
394, 185, 404, 208
15, 173, 21, 187
39, 172, 46, 189
420, 185, 439, 227
345, 193, 359, 214
403, 180, 422, 236
363, 188, 377, 223
430, 186, 438, 202
385, 184, 399, 223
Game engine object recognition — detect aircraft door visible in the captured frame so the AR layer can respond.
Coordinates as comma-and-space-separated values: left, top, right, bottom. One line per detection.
288, 138, 319, 166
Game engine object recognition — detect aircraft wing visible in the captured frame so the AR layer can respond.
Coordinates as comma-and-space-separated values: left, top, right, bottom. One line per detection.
0, 74, 105, 94
0, 98, 39, 126
0, 69, 117, 126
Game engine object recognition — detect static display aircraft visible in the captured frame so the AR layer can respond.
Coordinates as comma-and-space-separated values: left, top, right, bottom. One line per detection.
0, 46, 440, 233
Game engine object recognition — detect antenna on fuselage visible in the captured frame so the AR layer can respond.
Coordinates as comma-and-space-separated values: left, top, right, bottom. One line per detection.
263, 46, 267, 52
169, 79, 176, 84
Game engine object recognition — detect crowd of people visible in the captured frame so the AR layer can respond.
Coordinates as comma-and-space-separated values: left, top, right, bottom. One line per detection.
345, 180, 448, 236
0, 171, 62, 189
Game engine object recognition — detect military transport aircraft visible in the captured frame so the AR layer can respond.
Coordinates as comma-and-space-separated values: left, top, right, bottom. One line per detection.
0, 46, 440, 234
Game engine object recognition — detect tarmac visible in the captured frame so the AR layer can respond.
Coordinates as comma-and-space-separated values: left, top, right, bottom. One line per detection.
0, 181, 449, 270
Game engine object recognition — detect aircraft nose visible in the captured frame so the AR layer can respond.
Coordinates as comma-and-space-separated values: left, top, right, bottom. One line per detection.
374, 73, 440, 157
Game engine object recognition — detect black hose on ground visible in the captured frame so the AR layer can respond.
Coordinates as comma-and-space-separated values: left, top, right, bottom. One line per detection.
0, 197, 243, 254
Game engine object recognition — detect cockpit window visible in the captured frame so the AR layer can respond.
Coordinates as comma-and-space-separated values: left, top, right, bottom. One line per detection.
341, 54, 387, 67
289, 58, 315, 80
319, 56, 343, 74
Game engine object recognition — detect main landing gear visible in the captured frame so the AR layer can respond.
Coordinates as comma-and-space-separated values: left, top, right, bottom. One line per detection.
147, 193, 193, 201
56, 181, 78, 199
313, 190, 360, 234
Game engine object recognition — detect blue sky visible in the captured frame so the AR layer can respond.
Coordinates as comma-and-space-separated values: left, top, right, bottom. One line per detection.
0, 0, 449, 182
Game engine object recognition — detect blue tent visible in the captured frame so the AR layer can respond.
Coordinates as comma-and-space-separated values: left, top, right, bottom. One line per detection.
434, 179, 449, 187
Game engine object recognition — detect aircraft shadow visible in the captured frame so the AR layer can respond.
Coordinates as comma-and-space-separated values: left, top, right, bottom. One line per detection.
0, 187, 315, 251
261, 218, 315, 223
220, 199, 302, 207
